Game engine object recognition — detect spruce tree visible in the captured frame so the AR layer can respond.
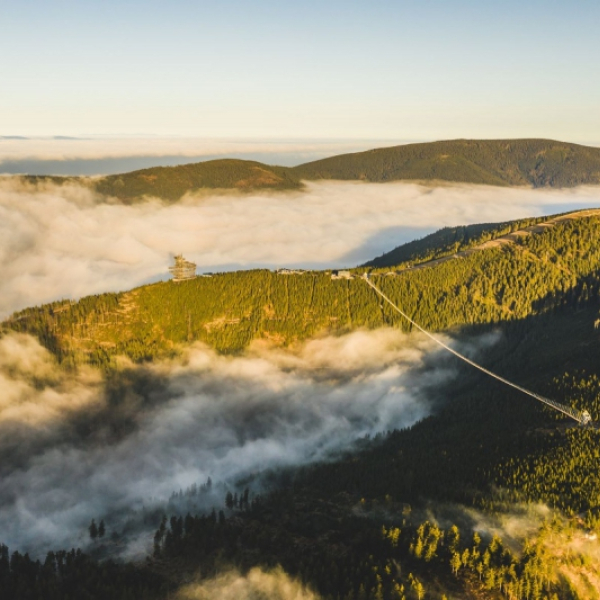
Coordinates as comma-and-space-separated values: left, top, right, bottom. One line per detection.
89, 519, 98, 540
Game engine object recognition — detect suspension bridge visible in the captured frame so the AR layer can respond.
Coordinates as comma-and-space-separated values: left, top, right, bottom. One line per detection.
362, 273, 593, 426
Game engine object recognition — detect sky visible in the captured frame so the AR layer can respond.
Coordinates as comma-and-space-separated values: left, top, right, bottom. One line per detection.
2, 0, 599, 143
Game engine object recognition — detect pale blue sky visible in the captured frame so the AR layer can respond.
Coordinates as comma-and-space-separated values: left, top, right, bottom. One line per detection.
2, 0, 599, 142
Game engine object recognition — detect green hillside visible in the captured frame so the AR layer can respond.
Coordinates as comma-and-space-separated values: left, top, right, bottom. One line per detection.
363, 216, 549, 269
5, 305, 600, 599
4, 211, 600, 599
18, 139, 600, 203
6, 212, 600, 371
292, 138, 600, 188
93, 158, 303, 202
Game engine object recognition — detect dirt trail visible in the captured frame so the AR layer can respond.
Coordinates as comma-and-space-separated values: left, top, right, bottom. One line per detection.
397, 208, 600, 273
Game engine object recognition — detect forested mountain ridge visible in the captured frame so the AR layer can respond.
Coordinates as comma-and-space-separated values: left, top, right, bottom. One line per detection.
21, 159, 303, 203
5, 210, 600, 372
365, 208, 600, 269
292, 139, 600, 188
4, 211, 600, 599
363, 216, 550, 269
19, 138, 600, 202
93, 158, 303, 202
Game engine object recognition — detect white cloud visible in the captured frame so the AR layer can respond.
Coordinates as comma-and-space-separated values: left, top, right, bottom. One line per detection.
0, 333, 101, 426
1, 179, 600, 318
0, 328, 453, 556
176, 567, 320, 600
0, 137, 402, 172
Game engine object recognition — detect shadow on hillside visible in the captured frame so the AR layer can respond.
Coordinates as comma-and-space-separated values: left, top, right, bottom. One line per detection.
341, 225, 436, 267
436, 291, 600, 425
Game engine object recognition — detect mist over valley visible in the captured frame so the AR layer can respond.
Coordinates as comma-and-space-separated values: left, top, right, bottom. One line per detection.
0, 328, 456, 557
4, 0, 600, 594
3, 141, 600, 599
2, 172, 600, 318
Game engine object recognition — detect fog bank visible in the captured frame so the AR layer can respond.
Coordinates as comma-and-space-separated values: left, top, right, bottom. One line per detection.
0, 137, 402, 175
176, 567, 320, 600
2, 178, 599, 318
0, 328, 457, 556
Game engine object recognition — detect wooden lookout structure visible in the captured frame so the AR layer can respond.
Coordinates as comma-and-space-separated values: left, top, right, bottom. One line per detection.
169, 254, 196, 281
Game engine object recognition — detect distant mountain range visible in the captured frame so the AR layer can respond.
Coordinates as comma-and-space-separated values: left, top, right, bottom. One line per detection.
21, 138, 600, 202
94, 159, 302, 201
293, 138, 600, 187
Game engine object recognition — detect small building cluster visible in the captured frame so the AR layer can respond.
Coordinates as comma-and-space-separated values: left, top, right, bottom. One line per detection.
331, 270, 353, 280
169, 254, 197, 281
276, 268, 306, 275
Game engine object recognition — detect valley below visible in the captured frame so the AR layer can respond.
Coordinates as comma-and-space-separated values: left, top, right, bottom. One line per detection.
2, 141, 600, 600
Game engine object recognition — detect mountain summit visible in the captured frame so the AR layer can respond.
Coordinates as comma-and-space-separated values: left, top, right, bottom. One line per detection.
292, 138, 600, 188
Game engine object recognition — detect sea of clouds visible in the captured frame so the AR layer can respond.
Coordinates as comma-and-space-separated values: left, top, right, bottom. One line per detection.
0, 328, 458, 557
2, 151, 600, 565
0, 137, 402, 175
2, 177, 600, 319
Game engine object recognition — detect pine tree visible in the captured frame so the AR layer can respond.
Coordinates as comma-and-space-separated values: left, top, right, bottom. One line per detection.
89, 519, 98, 540
450, 551, 462, 576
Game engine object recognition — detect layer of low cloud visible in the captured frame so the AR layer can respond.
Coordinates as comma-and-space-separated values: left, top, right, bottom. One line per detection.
0, 137, 404, 174
1, 179, 600, 319
176, 567, 320, 600
404, 500, 600, 598
418, 501, 553, 553
0, 332, 102, 426
0, 328, 456, 557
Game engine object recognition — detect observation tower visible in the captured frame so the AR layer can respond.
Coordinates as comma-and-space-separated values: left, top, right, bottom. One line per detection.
169, 255, 196, 281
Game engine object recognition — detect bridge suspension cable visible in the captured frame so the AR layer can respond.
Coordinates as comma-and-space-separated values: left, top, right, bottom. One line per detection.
362, 274, 591, 426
